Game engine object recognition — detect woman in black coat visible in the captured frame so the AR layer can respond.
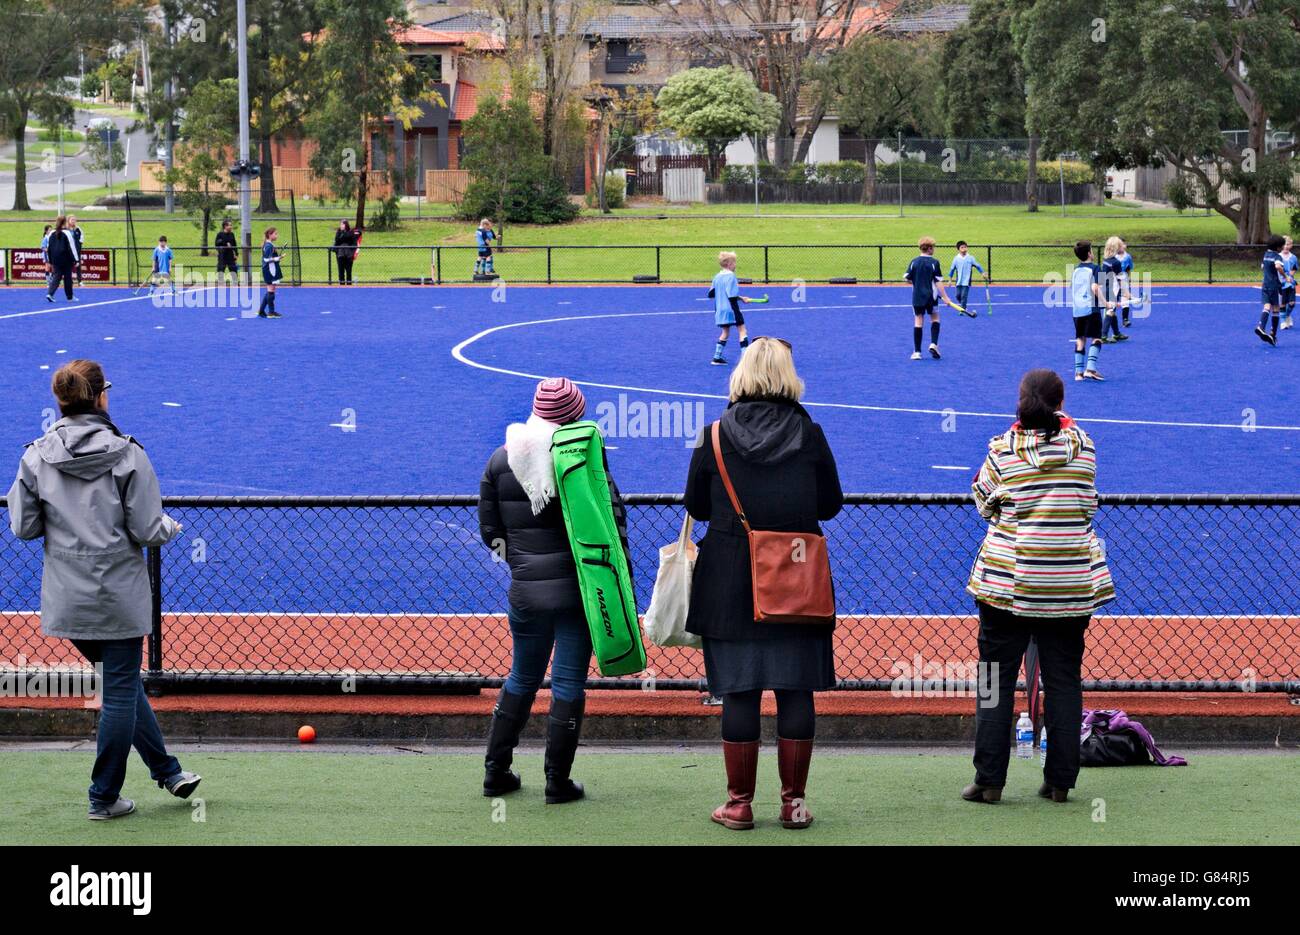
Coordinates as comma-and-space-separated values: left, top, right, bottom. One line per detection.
685, 337, 843, 831
45, 216, 80, 303
477, 377, 630, 805
333, 220, 358, 284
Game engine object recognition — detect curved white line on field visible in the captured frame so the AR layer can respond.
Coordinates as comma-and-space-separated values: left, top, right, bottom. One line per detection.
450, 305, 1300, 432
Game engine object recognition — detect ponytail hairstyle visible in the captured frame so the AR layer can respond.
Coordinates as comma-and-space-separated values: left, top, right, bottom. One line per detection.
1016, 368, 1065, 440
53, 215, 68, 233
51, 359, 107, 418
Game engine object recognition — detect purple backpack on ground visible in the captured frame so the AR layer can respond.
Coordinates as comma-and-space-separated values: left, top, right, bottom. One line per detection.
1080, 709, 1188, 767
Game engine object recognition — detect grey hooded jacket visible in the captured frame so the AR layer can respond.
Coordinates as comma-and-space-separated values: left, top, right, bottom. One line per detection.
7, 413, 180, 640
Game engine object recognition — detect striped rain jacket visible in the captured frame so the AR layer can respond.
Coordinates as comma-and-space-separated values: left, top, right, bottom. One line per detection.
966, 417, 1115, 618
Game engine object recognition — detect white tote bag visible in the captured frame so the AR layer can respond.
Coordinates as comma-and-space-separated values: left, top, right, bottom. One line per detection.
641, 512, 702, 649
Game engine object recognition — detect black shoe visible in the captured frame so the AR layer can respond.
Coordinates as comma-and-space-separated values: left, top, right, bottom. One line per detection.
1114, 333, 1130, 341
258, 311, 268, 318
1122, 317, 1131, 327
544, 696, 586, 805
1256, 326, 1276, 345
267, 310, 282, 319
710, 357, 727, 366
483, 688, 535, 797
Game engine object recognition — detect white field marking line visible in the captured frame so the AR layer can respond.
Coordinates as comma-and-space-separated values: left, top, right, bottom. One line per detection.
451, 306, 1300, 432
930, 465, 971, 471
0, 285, 219, 321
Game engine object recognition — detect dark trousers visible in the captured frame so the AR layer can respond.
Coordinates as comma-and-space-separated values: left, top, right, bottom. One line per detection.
72, 637, 180, 806
337, 255, 354, 284
48, 265, 74, 299
972, 601, 1089, 790
502, 606, 592, 703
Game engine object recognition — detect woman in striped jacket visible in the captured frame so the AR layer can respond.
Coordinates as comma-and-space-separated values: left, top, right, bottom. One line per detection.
962, 369, 1114, 805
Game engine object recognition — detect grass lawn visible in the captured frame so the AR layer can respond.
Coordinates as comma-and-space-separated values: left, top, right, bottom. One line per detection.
0, 201, 1287, 282
0, 749, 1294, 845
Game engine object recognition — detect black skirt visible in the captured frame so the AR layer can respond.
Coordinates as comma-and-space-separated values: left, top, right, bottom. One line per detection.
703, 632, 836, 695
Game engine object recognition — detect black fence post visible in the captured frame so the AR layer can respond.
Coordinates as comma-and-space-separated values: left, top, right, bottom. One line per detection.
877, 245, 884, 284
764, 245, 770, 284
547, 246, 552, 284
655, 245, 661, 282
1207, 245, 1214, 284
986, 245, 993, 284
147, 545, 162, 674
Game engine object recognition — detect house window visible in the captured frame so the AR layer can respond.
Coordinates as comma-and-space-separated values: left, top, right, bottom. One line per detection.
605, 40, 645, 74
410, 54, 443, 83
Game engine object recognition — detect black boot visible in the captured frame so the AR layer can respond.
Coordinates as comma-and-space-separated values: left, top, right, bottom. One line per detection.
544, 696, 586, 805
483, 688, 534, 797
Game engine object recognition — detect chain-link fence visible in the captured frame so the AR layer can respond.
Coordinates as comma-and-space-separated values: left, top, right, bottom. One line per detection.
0, 242, 1269, 286
1, 494, 1296, 693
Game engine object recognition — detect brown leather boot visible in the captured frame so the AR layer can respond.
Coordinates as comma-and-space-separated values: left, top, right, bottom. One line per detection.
711, 740, 759, 830
1038, 782, 1069, 803
777, 737, 815, 829
961, 782, 1003, 803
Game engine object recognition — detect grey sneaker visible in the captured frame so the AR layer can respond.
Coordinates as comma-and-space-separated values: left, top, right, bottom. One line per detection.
160, 771, 202, 799
88, 797, 136, 821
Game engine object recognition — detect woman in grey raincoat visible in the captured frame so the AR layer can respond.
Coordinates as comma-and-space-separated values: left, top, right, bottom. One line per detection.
7, 360, 201, 820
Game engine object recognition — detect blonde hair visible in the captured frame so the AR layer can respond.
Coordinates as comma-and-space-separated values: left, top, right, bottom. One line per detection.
728, 338, 803, 403
1103, 236, 1122, 259
718, 251, 737, 268
918, 236, 935, 253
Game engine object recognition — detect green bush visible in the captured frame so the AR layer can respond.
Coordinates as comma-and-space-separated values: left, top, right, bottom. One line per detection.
585, 172, 626, 209
367, 194, 402, 231
458, 167, 579, 225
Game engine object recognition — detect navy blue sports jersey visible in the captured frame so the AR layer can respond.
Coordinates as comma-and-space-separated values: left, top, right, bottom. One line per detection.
1101, 256, 1123, 301
1262, 250, 1285, 291
905, 255, 942, 307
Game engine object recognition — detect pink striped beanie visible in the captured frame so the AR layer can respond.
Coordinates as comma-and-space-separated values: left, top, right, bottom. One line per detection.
532, 377, 586, 425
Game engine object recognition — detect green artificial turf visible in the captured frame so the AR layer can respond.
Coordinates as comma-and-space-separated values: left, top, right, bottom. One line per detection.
0, 749, 1294, 846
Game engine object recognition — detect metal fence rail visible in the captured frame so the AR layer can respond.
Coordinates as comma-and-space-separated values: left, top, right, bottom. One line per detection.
1, 494, 1296, 694
1, 243, 1269, 287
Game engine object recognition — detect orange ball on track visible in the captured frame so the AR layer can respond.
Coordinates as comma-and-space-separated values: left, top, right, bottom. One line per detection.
297, 725, 316, 744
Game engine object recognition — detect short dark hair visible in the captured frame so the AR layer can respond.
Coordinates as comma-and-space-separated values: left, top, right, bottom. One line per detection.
158, 236, 167, 243
1267, 234, 1286, 251
1074, 240, 1092, 262
956, 240, 967, 249
221, 219, 232, 228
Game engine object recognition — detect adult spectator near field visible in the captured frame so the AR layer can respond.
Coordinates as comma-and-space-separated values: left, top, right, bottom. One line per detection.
684, 338, 844, 831
6, 360, 201, 820
477, 377, 630, 805
67, 215, 84, 282
215, 219, 239, 282
45, 216, 79, 303
333, 220, 359, 284
962, 368, 1115, 805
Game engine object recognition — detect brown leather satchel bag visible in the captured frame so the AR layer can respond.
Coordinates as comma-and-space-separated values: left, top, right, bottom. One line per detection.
710, 421, 836, 625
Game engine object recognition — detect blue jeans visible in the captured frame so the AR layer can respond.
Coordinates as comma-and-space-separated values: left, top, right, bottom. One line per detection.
955, 284, 971, 309
503, 607, 592, 703
73, 637, 181, 806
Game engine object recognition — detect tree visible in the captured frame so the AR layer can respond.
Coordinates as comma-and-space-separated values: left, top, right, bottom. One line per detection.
306, 0, 440, 229
655, 66, 780, 179
83, 129, 127, 191
0, 0, 132, 210
587, 85, 657, 213
163, 78, 238, 255
1014, 0, 1300, 242
940, 0, 1042, 210
654, 0, 882, 166
810, 35, 936, 204
153, 0, 325, 214
458, 90, 579, 232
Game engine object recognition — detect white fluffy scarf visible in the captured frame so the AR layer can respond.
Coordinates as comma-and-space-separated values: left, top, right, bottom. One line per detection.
506, 414, 561, 515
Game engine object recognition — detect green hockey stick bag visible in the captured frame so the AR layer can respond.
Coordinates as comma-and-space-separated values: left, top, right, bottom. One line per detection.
551, 421, 646, 677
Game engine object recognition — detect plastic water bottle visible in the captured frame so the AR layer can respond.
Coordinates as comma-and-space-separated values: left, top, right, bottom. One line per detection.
1039, 727, 1048, 766
1015, 712, 1034, 759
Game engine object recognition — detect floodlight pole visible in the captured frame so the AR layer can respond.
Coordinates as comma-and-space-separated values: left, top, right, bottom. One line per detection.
237, 0, 253, 285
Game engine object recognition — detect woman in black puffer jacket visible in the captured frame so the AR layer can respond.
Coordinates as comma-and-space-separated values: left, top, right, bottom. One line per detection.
685, 337, 843, 831
477, 377, 629, 805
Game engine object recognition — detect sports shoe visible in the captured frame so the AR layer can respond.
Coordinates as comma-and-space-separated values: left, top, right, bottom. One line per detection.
1074, 373, 1085, 382
46, 294, 54, 303
910, 351, 922, 360
1103, 335, 1117, 344
1114, 333, 1130, 341
958, 307, 977, 319
1083, 370, 1106, 381
88, 797, 136, 821
267, 310, 282, 319
159, 771, 202, 799
929, 343, 941, 360
710, 357, 727, 366
1256, 326, 1276, 345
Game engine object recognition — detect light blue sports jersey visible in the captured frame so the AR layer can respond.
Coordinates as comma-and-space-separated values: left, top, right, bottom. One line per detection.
153, 246, 173, 274
1070, 263, 1100, 318
712, 269, 740, 325
1117, 251, 1133, 277
947, 252, 984, 287
41, 233, 50, 262
1282, 252, 1298, 289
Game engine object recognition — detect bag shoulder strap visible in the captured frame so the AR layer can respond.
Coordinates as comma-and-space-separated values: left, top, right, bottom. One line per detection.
711, 421, 751, 533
